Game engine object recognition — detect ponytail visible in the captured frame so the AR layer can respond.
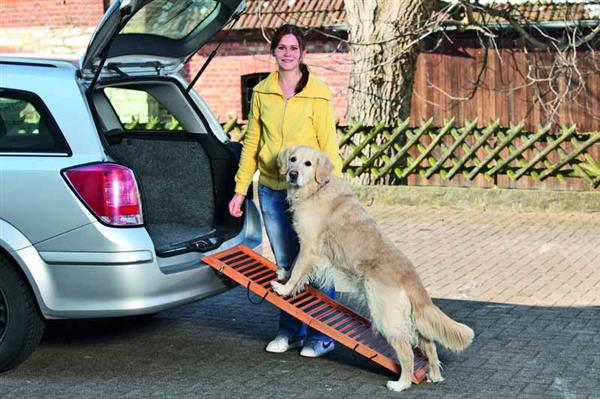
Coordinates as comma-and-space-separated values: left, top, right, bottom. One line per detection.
295, 62, 309, 94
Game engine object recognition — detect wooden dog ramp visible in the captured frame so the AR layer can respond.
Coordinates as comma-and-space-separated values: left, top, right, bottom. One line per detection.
202, 245, 429, 383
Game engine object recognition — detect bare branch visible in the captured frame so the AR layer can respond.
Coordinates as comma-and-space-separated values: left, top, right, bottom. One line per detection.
458, 1, 600, 50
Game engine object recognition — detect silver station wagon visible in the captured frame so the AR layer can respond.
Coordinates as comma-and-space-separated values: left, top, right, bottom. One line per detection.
0, 0, 260, 371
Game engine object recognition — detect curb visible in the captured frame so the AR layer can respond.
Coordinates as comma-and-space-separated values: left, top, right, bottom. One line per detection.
350, 184, 600, 213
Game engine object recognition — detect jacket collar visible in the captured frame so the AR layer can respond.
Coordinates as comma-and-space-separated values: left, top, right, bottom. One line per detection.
253, 71, 332, 100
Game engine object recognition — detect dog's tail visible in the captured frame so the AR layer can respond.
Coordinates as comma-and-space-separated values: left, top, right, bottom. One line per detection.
413, 304, 474, 352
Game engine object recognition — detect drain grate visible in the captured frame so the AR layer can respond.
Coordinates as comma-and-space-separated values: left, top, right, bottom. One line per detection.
203, 245, 429, 383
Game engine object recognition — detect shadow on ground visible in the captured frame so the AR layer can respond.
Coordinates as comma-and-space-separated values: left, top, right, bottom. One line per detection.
1, 287, 598, 399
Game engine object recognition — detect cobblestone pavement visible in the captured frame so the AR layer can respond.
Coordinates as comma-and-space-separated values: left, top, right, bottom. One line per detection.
262, 203, 600, 307
1, 203, 599, 399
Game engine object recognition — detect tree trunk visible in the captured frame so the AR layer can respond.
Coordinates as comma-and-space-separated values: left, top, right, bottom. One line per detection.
345, 0, 433, 126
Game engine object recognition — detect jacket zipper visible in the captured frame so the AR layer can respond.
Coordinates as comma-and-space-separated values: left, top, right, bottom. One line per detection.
277, 96, 289, 187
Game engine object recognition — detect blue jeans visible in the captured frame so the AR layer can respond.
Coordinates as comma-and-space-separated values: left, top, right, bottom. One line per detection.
258, 185, 335, 344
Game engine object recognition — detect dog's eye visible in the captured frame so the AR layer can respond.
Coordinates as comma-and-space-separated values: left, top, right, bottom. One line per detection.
304, 161, 312, 167
290, 156, 297, 163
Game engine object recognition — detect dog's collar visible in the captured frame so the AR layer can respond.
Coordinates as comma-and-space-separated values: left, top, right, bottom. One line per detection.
289, 179, 330, 203
305, 179, 330, 200
319, 179, 330, 188
312, 179, 330, 193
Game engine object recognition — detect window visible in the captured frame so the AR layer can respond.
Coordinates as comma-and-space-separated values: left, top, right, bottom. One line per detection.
0, 89, 70, 154
121, 0, 219, 40
241, 72, 269, 120
104, 88, 183, 131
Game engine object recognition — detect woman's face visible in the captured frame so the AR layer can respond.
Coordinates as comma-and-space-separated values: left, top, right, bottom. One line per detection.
273, 33, 304, 72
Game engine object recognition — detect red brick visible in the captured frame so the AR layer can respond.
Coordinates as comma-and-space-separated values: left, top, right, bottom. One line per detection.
0, 0, 103, 28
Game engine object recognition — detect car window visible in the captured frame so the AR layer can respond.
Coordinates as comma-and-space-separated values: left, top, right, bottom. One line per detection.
0, 89, 70, 154
121, 0, 219, 40
104, 88, 183, 131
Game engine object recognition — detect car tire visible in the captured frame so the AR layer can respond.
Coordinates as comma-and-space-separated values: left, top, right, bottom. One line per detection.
0, 256, 45, 372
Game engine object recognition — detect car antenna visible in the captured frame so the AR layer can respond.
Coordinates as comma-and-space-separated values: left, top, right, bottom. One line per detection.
186, 12, 241, 93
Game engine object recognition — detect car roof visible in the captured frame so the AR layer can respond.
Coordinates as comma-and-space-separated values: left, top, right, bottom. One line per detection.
0, 54, 79, 70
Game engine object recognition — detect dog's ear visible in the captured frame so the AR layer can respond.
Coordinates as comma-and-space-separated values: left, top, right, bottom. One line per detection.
315, 152, 334, 184
277, 147, 289, 176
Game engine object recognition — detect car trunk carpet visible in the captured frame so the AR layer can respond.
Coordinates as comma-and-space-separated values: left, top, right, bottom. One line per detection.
108, 137, 214, 252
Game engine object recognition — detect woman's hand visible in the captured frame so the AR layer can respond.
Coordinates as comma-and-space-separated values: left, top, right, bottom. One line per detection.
228, 194, 246, 217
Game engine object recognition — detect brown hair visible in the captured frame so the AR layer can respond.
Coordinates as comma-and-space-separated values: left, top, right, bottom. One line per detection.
270, 24, 309, 94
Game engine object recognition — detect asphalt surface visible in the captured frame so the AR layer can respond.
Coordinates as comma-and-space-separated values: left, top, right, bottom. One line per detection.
1, 204, 599, 398
1, 288, 598, 399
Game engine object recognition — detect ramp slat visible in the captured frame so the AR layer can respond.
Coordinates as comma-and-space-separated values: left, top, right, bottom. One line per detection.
203, 245, 429, 383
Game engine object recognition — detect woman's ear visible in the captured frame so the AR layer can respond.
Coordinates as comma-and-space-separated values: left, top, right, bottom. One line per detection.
315, 152, 333, 184
277, 148, 289, 176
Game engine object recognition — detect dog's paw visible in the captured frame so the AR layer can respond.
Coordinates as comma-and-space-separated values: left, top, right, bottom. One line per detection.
426, 361, 444, 383
427, 374, 444, 383
386, 380, 412, 392
276, 268, 289, 282
271, 281, 292, 297
290, 284, 306, 297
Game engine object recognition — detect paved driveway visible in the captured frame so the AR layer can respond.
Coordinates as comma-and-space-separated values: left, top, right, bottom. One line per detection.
1, 204, 599, 398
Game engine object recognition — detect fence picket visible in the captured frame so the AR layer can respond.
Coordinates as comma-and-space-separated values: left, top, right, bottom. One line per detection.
400, 121, 453, 178
376, 118, 434, 178
513, 126, 576, 180
354, 119, 410, 177
342, 122, 386, 171
222, 116, 599, 190
539, 134, 600, 180
467, 122, 525, 180
486, 124, 552, 177
446, 120, 501, 179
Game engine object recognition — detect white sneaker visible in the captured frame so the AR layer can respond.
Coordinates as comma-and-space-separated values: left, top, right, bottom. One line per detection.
265, 334, 304, 353
300, 340, 335, 358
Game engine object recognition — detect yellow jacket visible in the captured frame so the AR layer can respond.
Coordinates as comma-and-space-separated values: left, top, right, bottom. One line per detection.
234, 71, 343, 195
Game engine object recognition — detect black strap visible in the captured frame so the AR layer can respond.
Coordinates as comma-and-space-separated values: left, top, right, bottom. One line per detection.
246, 281, 269, 305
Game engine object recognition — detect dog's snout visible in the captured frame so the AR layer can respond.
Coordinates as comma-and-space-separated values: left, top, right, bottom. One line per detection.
288, 170, 298, 181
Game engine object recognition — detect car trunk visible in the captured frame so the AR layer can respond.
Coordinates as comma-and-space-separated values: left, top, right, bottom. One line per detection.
105, 130, 242, 255
79, 0, 246, 256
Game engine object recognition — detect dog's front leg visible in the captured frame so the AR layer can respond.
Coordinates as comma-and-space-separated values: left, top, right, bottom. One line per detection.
275, 268, 289, 282
271, 249, 315, 297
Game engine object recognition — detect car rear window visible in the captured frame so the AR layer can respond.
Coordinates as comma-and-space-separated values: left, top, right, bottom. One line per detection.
120, 0, 219, 40
104, 87, 183, 131
0, 89, 70, 154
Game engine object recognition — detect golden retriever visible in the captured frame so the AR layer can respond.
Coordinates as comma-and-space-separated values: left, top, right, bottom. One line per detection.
270, 145, 474, 392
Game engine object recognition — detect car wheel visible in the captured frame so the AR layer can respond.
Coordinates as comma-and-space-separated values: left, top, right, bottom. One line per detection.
0, 256, 45, 372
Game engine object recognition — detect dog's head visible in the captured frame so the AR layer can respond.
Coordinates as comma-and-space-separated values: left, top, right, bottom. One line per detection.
277, 146, 334, 189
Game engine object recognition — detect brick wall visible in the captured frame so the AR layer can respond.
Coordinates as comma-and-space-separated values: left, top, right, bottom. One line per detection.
4, 2, 596, 130
186, 38, 351, 122
0, 0, 352, 121
0, 0, 103, 54
0, 0, 104, 28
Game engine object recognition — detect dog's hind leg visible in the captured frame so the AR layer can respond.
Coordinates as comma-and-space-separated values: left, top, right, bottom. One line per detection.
418, 333, 444, 383
364, 280, 415, 392
386, 335, 415, 392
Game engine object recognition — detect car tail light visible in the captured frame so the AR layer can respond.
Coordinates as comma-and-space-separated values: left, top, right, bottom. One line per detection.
63, 163, 143, 226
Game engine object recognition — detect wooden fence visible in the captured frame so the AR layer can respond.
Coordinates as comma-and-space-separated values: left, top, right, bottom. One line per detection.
222, 118, 600, 191
410, 40, 600, 132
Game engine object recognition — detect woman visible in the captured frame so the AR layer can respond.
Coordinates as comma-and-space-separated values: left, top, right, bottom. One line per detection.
228, 24, 342, 358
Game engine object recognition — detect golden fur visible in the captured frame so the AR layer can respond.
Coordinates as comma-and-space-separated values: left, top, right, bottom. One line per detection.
270, 146, 474, 392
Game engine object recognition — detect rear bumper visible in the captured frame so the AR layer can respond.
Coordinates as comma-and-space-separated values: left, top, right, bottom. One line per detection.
14, 201, 262, 319
18, 240, 261, 319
